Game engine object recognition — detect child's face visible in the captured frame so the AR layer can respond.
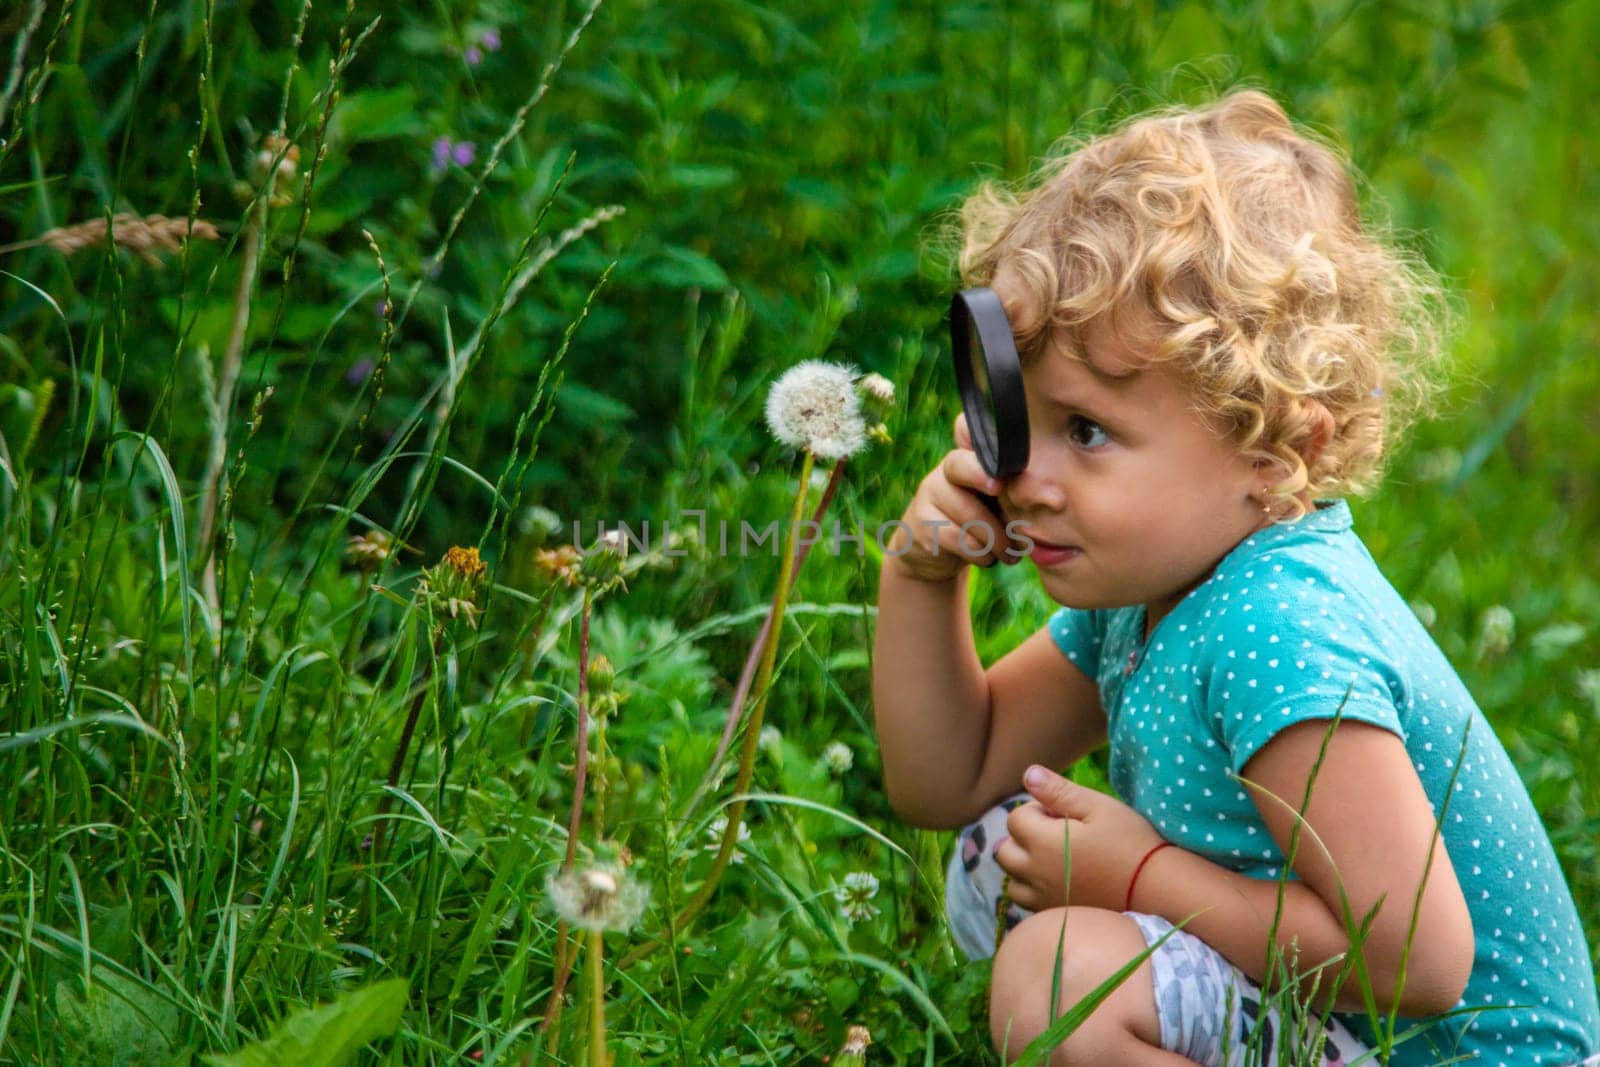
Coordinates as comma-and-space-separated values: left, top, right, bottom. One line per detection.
999, 312, 1271, 630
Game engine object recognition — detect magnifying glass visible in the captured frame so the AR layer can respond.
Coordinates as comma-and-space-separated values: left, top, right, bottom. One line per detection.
950, 287, 1029, 517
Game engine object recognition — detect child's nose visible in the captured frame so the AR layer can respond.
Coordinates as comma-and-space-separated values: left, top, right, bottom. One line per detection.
1001, 451, 1068, 514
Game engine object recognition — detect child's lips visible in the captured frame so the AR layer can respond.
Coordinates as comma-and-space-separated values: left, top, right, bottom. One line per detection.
1025, 536, 1081, 567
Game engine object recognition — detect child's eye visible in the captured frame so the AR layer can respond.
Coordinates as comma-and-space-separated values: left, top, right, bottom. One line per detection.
1066, 415, 1110, 450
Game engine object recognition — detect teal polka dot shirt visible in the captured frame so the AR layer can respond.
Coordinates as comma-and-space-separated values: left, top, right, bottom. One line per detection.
1048, 500, 1600, 1066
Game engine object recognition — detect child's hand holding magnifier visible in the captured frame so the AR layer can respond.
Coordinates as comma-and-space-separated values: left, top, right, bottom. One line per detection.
885, 413, 1028, 581
884, 288, 1032, 581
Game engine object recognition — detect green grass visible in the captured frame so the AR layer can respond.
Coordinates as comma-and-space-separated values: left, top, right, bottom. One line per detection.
2, 0, 1598, 1063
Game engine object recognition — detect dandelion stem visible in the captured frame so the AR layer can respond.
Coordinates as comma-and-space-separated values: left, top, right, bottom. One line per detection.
540, 583, 595, 1041
671, 448, 815, 934
565, 583, 595, 873
586, 928, 607, 1067
683, 457, 847, 823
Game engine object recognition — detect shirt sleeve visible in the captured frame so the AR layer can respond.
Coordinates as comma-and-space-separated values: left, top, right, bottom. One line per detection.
1199, 601, 1409, 776
1047, 607, 1105, 676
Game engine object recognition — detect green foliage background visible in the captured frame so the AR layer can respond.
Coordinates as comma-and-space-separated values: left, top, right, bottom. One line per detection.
1, 0, 1596, 1062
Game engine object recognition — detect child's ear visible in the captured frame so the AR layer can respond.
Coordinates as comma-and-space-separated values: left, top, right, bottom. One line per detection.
1296, 399, 1335, 469
1250, 399, 1334, 472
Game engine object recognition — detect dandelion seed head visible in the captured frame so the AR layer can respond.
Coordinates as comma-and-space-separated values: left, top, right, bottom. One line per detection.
546, 864, 649, 932
764, 360, 867, 460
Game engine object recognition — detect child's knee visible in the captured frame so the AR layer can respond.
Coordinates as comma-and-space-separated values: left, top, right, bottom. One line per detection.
988, 907, 1163, 1062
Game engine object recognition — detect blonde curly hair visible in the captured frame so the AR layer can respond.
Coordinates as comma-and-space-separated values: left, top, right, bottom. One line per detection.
957, 89, 1453, 516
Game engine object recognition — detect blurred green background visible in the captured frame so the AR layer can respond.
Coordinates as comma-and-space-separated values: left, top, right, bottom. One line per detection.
1, 0, 1596, 1062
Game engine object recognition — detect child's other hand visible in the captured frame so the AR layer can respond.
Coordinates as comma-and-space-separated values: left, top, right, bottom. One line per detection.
884, 413, 1027, 581
995, 765, 1165, 912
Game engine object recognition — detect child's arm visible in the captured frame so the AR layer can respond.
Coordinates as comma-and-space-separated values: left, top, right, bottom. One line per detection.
874, 564, 1105, 829
1134, 720, 1475, 1016
872, 415, 1107, 830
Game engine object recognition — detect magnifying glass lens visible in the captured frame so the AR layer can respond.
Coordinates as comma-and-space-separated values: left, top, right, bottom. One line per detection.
967, 316, 999, 452
950, 287, 1028, 483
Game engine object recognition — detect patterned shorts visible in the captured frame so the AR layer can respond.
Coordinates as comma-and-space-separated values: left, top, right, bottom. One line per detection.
947, 797, 1370, 1066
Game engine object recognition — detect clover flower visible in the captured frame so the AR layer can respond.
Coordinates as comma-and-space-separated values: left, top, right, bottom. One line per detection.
758, 725, 782, 755
834, 871, 880, 922
703, 815, 751, 864
823, 741, 853, 776
764, 360, 867, 461
546, 864, 650, 932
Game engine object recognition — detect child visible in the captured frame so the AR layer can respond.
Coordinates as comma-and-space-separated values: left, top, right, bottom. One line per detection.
872, 89, 1600, 1066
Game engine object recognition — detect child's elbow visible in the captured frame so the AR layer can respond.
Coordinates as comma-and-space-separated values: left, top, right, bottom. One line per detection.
1390, 910, 1476, 1017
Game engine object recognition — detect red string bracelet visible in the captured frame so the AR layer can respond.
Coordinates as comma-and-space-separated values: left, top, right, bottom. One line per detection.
1124, 841, 1174, 912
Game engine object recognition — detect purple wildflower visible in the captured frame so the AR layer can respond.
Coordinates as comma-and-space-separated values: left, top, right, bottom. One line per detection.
481, 28, 501, 51
431, 136, 453, 175
452, 141, 476, 167
464, 45, 483, 66
374, 299, 390, 319
347, 358, 376, 386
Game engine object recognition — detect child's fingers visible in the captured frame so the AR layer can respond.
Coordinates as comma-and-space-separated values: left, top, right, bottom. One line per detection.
953, 412, 975, 451
1004, 801, 1060, 848
939, 446, 999, 497
993, 834, 1025, 879
922, 493, 1007, 564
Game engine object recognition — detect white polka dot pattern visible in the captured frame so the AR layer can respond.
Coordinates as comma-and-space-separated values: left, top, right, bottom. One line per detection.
1047, 500, 1600, 1066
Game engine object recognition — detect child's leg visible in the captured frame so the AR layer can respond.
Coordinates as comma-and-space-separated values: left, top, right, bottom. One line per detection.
987, 905, 1373, 1066
990, 906, 1193, 1066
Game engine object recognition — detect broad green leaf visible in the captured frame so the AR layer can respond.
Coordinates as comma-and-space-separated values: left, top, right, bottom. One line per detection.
202, 979, 408, 1067
55, 966, 183, 1067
